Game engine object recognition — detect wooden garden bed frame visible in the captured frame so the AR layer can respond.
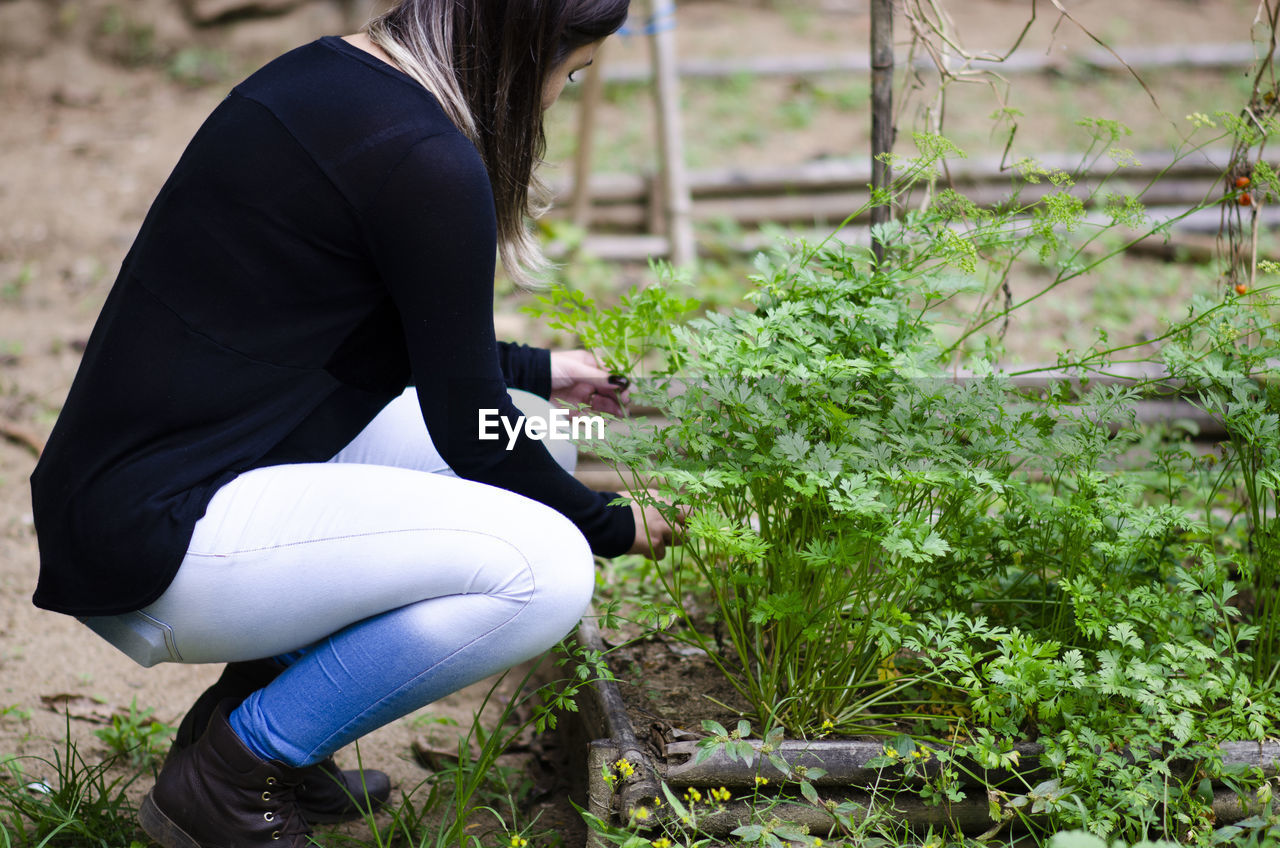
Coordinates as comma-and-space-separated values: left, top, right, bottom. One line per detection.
570, 617, 1279, 842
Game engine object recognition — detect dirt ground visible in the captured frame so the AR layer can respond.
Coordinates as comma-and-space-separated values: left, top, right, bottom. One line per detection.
0, 0, 1263, 842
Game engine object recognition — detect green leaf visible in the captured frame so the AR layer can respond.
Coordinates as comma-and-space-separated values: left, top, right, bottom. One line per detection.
800, 780, 820, 805
661, 783, 690, 821
1047, 832, 1107, 848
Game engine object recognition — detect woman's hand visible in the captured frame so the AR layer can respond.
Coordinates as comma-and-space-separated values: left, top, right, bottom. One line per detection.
549, 349, 629, 416
626, 490, 685, 560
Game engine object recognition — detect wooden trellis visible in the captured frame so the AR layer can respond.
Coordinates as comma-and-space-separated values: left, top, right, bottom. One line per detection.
570, 0, 696, 267
569, 0, 897, 266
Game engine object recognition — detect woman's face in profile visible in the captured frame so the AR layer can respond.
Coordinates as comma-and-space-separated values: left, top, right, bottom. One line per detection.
542, 40, 603, 110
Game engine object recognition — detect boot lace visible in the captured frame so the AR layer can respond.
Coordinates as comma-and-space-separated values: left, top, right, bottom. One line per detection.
261, 776, 312, 843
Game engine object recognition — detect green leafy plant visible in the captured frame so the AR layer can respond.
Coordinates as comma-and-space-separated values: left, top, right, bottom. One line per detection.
533, 115, 1280, 841
0, 718, 147, 847
530, 270, 698, 377
585, 234, 1040, 734
92, 698, 174, 768
0, 704, 31, 722
1160, 288, 1280, 683
897, 578, 1267, 842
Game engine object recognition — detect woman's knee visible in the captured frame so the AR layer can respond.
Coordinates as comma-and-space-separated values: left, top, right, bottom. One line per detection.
502, 503, 596, 631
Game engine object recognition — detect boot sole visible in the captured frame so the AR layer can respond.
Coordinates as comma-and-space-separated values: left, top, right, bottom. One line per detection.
139, 790, 203, 848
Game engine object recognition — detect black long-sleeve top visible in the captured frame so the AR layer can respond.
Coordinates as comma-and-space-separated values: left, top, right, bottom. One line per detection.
29, 36, 635, 616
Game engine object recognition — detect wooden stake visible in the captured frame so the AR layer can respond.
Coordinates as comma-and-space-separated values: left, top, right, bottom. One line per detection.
570, 42, 608, 229
648, 0, 696, 266
870, 0, 894, 264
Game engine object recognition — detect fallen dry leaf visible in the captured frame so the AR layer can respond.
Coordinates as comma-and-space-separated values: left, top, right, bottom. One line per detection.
39, 693, 115, 724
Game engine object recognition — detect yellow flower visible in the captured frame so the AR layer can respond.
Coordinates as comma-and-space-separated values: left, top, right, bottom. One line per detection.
633, 806, 651, 822
651, 839, 672, 848
711, 787, 732, 803
813, 840, 823, 848
508, 836, 528, 848
614, 759, 636, 779
683, 788, 702, 803
754, 776, 769, 786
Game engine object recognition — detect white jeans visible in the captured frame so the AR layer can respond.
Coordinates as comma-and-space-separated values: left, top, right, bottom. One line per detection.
83, 388, 595, 765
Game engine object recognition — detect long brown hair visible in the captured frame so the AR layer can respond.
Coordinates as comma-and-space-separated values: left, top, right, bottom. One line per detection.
366, 0, 630, 287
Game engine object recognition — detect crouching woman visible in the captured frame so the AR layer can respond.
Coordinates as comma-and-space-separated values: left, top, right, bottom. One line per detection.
29, 1, 676, 845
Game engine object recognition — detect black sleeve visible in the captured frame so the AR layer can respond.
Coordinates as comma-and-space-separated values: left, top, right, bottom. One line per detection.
360, 131, 634, 557
497, 341, 551, 397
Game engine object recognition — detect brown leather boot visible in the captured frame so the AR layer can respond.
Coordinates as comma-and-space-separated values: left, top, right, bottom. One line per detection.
140, 699, 312, 847
170, 660, 391, 823
171, 660, 282, 751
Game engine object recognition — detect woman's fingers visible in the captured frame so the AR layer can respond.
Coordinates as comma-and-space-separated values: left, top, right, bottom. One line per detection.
628, 497, 683, 559
586, 387, 626, 416
549, 350, 632, 414
549, 349, 608, 389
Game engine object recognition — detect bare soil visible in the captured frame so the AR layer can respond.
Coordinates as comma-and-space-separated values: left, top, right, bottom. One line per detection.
0, 0, 1261, 843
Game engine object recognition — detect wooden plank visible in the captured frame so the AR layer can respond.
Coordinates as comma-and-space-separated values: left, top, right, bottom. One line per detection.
663, 738, 1043, 788
545, 202, 1280, 260
545, 149, 1232, 207
599, 42, 1272, 83
604, 785, 1259, 836
549, 176, 1221, 231
658, 736, 1280, 794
